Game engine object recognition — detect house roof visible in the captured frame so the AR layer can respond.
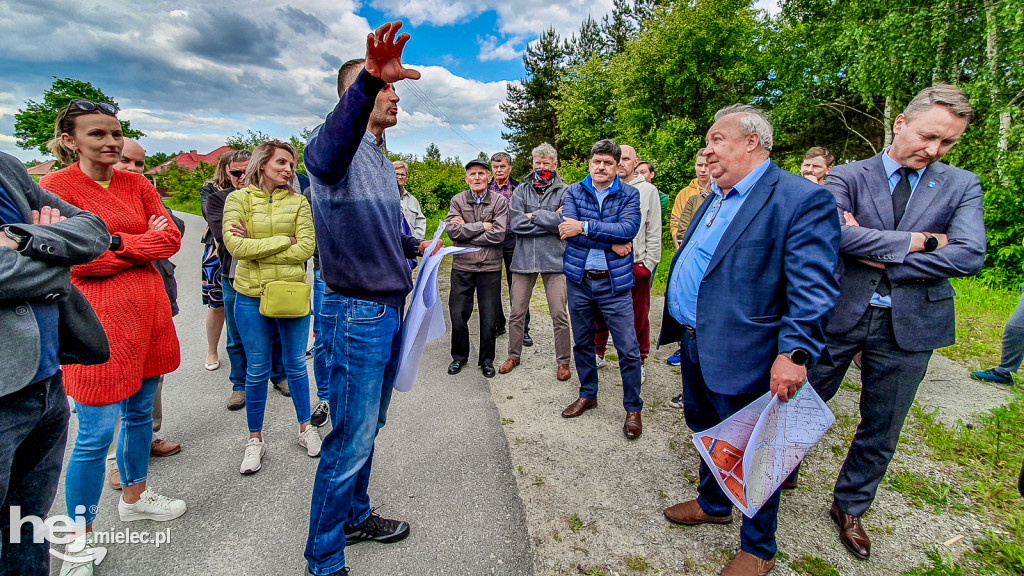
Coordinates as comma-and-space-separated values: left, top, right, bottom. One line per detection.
145, 145, 234, 174
26, 160, 56, 175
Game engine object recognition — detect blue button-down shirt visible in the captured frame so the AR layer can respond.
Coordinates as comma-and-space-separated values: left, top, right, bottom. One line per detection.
580, 174, 620, 271
871, 148, 928, 307
667, 159, 771, 326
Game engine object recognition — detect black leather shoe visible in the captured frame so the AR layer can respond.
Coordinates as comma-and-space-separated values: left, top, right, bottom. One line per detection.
447, 361, 464, 375
481, 363, 496, 378
523, 332, 534, 347
495, 326, 507, 337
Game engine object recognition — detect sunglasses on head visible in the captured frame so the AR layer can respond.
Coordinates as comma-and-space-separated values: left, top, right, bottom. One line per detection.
56, 99, 120, 132
229, 170, 245, 177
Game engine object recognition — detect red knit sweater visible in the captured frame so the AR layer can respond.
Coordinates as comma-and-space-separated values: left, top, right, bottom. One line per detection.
40, 164, 182, 406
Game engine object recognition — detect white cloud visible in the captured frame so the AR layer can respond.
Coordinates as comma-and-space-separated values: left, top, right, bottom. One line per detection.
371, 0, 617, 37
477, 35, 523, 62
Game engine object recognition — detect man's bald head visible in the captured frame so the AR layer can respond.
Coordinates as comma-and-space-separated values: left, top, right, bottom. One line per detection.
617, 144, 639, 180
115, 139, 146, 174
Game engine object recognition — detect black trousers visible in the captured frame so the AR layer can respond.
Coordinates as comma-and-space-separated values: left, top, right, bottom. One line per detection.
809, 306, 932, 517
496, 234, 529, 334
0, 372, 69, 576
449, 269, 502, 366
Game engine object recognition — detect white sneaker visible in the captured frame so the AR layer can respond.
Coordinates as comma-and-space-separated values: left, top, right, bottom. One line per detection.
641, 364, 646, 384
240, 437, 266, 474
118, 488, 186, 522
299, 426, 322, 457
59, 533, 95, 576
596, 355, 606, 368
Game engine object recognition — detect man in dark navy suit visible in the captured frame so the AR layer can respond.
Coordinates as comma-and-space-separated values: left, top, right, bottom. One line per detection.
658, 105, 840, 576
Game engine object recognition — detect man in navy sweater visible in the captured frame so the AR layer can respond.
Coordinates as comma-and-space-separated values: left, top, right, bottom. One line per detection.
302, 22, 436, 576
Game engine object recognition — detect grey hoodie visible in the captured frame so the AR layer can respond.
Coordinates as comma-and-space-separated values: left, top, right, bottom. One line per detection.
508, 172, 568, 274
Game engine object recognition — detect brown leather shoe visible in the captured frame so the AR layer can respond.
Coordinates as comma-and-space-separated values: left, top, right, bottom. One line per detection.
561, 397, 597, 418
623, 411, 642, 439
780, 468, 799, 490
721, 550, 775, 576
499, 358, 520, 374
556, 363, 571, 381
108, 468, 122, 490
830, 501, 870, 560
151, 438, 181, 457
663, 499, 732, 526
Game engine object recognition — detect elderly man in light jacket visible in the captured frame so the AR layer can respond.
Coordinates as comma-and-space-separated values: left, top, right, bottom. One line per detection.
594, 144, 662, 382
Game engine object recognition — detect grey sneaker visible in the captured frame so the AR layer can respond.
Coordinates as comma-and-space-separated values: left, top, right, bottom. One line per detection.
240, 437, 266, 474
299, 426, 322, 457
595, 355, 606, 368
118, 488, 186, 522
59, 533, 100, 576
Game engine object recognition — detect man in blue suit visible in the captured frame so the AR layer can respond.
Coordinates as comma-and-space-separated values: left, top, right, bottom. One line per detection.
808, 84, 985, 561
658, 105, 840, 576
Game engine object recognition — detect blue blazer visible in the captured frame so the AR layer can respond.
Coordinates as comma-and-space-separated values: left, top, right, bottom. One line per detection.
658, 162, 841, 396
562, 178, 641, 295
824, 153, 985, 351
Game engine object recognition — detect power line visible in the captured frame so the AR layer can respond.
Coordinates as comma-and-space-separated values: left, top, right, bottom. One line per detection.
402, 81, 489, 156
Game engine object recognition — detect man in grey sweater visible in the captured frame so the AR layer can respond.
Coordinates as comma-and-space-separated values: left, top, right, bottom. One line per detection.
498, 143, 572, 381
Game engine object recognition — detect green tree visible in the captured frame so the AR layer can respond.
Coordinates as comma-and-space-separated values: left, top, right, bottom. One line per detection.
144, 151, 176, 171
227, 129, 273, 150
14, 77, 143, 158
425, 142, 442, 163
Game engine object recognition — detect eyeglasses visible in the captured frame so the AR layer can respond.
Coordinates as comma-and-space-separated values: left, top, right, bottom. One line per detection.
55, 99, 119, 132
229, 170, 245, 177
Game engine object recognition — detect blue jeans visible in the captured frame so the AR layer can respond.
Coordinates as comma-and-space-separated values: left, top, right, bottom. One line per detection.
0, 373, 69, 576
679, 329, 780, 560
305, 292, 401, 575
66, 376, 160, 527
233, 294, 312, 432
222, 277, 286, 392
311, 270, 329, 402
993, 283, 1024, 378
567, 276, 643, 411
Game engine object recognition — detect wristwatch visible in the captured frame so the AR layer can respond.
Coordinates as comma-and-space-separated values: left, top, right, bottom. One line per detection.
923, 233, 939, 252
2, 226, 27, 250
109, 234, 123, 252
781, 348, 810, 366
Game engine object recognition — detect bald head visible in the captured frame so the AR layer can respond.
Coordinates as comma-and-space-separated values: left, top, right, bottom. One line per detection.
115, 139, 146, 174
617, 144, 639, 180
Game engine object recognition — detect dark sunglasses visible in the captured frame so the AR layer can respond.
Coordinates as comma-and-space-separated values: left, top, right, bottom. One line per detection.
229, 169, 245, 177
56, 99, 119, 132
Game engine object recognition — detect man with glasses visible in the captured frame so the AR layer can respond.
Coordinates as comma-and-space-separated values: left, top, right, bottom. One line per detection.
393, 160, 426, 238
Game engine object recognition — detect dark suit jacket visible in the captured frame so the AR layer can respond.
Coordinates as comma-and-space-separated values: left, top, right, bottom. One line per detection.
0, 152, 110, 396
658, 161, 840, 396
826, 153, 985, 351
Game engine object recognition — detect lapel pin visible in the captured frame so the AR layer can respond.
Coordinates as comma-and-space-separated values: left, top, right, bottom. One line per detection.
928, 181, 936, 188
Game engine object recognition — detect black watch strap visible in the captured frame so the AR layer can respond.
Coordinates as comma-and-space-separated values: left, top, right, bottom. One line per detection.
923, 233, 939, 252
782, 348, 810, 366
109, 234, 122, 252
2, 226, 27, 250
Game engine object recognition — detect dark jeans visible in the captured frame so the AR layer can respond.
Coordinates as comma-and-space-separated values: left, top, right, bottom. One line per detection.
0, 373, 69, 576
679, 329, 780, 561
305, 292, 401, 575
449, 269, 502, 366
222, 277, 285, 392
809, 306, 932, 517
595, 263, 652, 362
496, 234, 529, 334
311, 270, 330, 402
567, 275, 643, 412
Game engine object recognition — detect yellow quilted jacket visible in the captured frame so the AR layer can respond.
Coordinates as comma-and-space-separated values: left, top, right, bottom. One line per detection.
222, 184, 316, 298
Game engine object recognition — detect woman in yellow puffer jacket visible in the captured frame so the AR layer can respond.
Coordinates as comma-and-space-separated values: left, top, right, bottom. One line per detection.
222, 140, 320, 475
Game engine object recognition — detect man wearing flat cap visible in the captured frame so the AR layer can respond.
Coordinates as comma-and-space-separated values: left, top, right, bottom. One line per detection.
445, 159, 509, 378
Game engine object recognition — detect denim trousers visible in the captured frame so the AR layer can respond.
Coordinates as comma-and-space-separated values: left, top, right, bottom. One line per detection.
222, 277, 286, 392
0, 373, 69, 576
66, 376, 161, 527
233, 293, 312, 432
679, 329, 780, 560
305, 292, 401, 575
311, 270, 330, 402
567, 275, 643, 411
993, 283, 1024, 378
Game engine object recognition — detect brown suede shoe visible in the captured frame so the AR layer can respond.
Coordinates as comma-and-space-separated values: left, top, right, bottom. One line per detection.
780, 468, 799, 490
721, 550, 775, 576
830, 502, 870, 559
561, 397, 597, 418
663, 499, 733, 526
151, 438, 181, 457
273, 379, 290, 397
108, 468, 122, 491
556, 364, 571, 381
623, 411, 642, 439
499, 358, 520, 374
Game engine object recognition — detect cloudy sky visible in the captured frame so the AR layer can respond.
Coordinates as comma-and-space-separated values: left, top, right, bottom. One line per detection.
0, 0, 779, 164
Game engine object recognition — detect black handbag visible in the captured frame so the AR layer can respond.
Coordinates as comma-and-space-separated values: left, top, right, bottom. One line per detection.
57, 286, 110, 365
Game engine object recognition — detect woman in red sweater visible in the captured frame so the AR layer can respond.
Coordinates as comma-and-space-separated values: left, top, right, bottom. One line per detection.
40, 100, 186, 574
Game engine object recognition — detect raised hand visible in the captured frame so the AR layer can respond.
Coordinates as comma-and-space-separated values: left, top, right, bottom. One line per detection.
365, 22, 421, 84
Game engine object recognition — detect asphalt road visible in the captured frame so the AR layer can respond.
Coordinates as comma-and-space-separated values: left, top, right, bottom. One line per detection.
51, 211, 533, 576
